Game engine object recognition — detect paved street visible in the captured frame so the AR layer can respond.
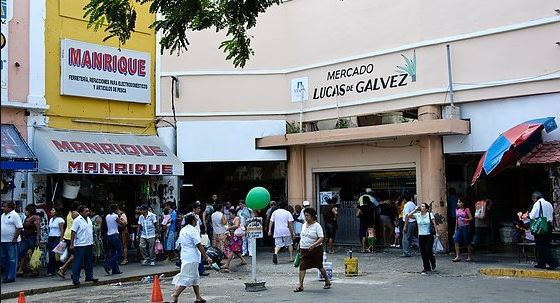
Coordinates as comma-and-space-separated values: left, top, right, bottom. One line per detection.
3, 248, 559, 302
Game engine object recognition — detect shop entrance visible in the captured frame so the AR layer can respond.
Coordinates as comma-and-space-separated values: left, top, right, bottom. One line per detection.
316, 169, 416, 245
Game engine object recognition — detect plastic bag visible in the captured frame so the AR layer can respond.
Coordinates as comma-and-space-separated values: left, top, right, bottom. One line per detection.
52, 241, 67, 254
60, 248, 69, 263
293, 252, 301, 267
30, 247, 43, 270
433, 236, 444, 254
154, 239, 164, 255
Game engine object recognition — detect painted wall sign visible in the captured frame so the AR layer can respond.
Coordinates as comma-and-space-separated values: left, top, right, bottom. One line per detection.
291, 77, 309, 102
309, 50, 417, 100
60, 39, 151, 103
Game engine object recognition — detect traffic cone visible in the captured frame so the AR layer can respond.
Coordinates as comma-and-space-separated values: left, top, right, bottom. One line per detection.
151, 275, 164, 303
17, 291, 26, 303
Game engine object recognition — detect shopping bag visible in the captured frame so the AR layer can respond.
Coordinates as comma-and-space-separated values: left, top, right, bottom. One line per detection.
29, 247, 43, 270
530, 201, 549, 236
433, 236, 444, 254
293, 251, 301, 267
201, 234, 210, 247
60, 248, 69, 263
52, 241, 67, 254
154, 239, 164, 254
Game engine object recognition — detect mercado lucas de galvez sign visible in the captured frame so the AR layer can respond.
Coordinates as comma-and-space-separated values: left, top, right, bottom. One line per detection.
311, 51, 417, 100
60, 39, 151, 103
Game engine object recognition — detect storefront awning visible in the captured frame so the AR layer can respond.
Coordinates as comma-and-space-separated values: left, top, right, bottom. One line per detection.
520, 141, 560, 165
256, 119, 470, 148
33, 128, 184, 176
1, 124, 38, 171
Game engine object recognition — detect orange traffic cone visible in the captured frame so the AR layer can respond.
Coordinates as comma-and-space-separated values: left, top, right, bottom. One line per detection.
151, 275, 164, 303
17, 291, 26, 303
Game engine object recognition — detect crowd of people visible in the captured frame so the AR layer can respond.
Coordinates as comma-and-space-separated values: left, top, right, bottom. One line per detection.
2, 189, 557, 301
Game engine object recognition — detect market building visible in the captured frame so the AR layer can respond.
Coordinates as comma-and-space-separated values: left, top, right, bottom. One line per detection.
1, 0, 183, 218
156, 0, 560, 247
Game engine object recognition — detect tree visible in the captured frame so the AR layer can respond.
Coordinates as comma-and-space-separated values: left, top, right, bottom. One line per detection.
84, 0, 282, 68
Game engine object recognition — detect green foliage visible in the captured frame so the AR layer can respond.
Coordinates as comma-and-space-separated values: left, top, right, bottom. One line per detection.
84, 0, 282, 68
335, 118, 349, 129
286, 121, 300, 134
395, 49, 417, 82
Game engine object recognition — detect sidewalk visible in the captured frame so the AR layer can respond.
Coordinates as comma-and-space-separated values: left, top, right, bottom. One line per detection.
1, 245, 557, 300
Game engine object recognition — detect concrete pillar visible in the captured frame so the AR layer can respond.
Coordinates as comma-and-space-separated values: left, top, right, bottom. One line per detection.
287, 145, 306, 207
418, 105, 449, 250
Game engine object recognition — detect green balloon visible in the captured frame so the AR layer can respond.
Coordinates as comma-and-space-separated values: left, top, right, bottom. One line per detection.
245, 187, 271, 210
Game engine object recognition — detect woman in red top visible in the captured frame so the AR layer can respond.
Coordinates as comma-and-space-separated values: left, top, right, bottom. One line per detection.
452, 198, 473, 262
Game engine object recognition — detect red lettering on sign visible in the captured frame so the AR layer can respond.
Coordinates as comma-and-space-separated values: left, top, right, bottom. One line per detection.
118, 56, 127, 75
68, 161, 82, 173
85, 143, 104, 154
92, 52, 102, 70
114, 163, 127, 174
84, 162, 98, 173
69, 48, 81, 67
103, 54, 113, 72
52, 140, 74, 152
128, 58, 138, 75
136, 145, 154, 156
149, 146, 166, 156
82, 50, 92, 69
99, 143, 117, 154
121, 144, 140, 156
114, 144, 125, 155
161, 164, 173, 175
99, 162, 113, 174
138, 59, 146, 77
135, 164, 147, 174
70, 142, 90, 153
148, 164, 160, 174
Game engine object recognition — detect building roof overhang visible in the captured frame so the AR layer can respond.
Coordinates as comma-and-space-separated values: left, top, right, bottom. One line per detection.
256, 119, 470, 148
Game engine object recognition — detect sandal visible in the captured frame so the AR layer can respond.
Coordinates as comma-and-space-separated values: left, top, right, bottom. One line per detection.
57, 269, 66, 279
451, 258, 461, 262
293, 286, 304, 292
194, 299, 206, 303
239, 262, 247, 266
323, 283, 332, 289
466, 258, 474, 262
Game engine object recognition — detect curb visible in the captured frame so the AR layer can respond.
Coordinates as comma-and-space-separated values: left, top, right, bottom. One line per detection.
479, 268, 560, 280
0, 269, 180, 300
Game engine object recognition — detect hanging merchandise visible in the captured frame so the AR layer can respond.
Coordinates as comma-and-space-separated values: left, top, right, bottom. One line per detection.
62, 180, 80, 199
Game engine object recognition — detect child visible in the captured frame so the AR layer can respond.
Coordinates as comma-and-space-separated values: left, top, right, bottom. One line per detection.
391, 225, 401, 248
366, 227, 376, 252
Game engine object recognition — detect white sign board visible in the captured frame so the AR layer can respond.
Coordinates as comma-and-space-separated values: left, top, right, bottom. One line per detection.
246, 217, 263, 239
1, 0, 12, 102
291, 77, 308, 102
60, 39, 151, 103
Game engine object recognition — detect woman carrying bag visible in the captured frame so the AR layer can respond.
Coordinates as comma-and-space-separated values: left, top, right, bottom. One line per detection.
294, 207, 331, 292
405, 202, 437, 274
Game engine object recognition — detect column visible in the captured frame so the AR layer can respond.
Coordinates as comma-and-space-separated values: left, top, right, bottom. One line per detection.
287, 145, 306, 208
418, 105, 449, 250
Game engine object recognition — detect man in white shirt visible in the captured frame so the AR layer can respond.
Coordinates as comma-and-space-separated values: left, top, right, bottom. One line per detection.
171, 214, 213, 303
70, 205, 98, 286
268, 202, 295, 264
237, 200, 253, 256
138, 205, 158, 266
104, 204, 125, 275
402, 195, 417, 257
529, 191, 558, 270
1, 201, 23, 283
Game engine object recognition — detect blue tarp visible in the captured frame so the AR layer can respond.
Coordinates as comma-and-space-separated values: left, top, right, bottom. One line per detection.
1, 124, 37, 171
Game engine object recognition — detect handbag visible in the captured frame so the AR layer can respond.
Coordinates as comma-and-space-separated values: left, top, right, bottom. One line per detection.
234, 226, 245, 237
530, 201, 549, 235
428, 207, 436, 236
293, 251, 301, 267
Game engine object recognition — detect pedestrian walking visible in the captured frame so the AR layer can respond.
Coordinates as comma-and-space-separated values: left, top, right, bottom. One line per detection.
47, 207, 65, 276
357, 196, 376, 253
211, 203, 228, 252
222, 208, 247, 272
452, 198, 474, 262
117, 203, 129, 265
401, 194, 417, 257
472, 196, 493, 253
17, 204, 41, 277
104, 204, 125, 275
236, 200, 252, 256
1, 201, 23, 283
323, 198, 338, 254
170, 214, 213, 303
90, 208, 103, 263
70, 205, 98, 286
163, 201, 178, 262
268, 202, 295, 264
405, 203, 437, 274
202, 194, 218, 242
294, 207, 331, 292
58, 201, 80, 278
185, 202, 208, 276
529, 191, 558, 270
138, 205, 158, 266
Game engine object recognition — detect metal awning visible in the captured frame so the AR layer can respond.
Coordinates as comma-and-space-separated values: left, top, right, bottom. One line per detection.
256, 119, 470, 148
1, 124, 38, 171
33, 128, 184, 176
